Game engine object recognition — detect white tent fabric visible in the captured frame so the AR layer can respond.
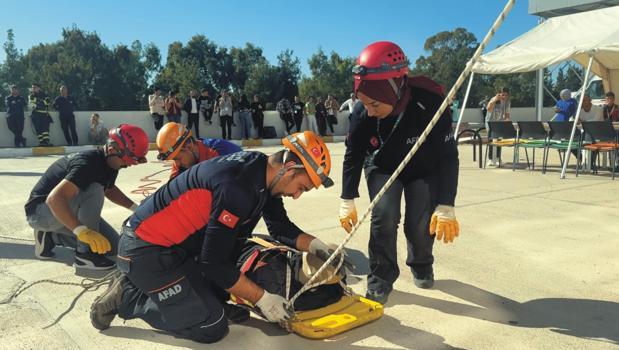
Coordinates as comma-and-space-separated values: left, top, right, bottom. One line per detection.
472, 5, 619, 93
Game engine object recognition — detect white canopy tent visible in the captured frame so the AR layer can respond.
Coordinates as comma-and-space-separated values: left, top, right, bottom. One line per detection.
455, 5, 619, 178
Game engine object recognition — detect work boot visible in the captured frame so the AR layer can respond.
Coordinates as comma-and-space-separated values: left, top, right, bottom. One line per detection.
413, 273, 435, 289
223, 303, 250, 323
90, 273, 126, 330
34, 231, 55, 259
74, 252, 116, 271
365, 283, 392, 305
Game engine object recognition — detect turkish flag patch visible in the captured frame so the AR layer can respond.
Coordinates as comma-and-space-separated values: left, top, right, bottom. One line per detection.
218, 209, 239, 229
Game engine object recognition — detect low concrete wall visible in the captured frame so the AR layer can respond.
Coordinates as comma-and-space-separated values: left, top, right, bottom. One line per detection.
0, 110, 352, 148
0, 107, 559, 148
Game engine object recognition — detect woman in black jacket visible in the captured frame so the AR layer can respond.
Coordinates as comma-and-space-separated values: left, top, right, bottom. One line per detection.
339, 41, 460, 304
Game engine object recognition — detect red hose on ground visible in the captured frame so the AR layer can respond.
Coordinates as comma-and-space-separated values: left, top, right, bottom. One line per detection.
131, 161, 172, 197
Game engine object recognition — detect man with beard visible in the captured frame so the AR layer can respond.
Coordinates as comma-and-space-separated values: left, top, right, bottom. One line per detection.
90, 131, 342, 344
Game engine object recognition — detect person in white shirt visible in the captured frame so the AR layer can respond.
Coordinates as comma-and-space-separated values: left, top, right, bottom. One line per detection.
339, 93, 361, 121
571, 94, 602, 122
148, 87, 166, 130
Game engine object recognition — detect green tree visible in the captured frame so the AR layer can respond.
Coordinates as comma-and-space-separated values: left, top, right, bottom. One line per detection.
142, 42, 162, 83
412, 28, 478, 103
273, 49, 301, 101
564, 64, 583, 92
299, 48, 355, 102
0, 29, 27, 107
230, 43, 267, 93
245, 60, 279, 106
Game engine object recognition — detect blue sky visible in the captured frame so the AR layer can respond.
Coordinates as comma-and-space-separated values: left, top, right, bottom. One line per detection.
0, 0, 538, 75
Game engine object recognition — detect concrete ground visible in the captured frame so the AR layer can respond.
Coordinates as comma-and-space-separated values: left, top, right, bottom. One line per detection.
0, 143, 617, 350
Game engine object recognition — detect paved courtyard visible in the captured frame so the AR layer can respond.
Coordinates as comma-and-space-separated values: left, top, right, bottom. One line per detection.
0, 143, 617, 349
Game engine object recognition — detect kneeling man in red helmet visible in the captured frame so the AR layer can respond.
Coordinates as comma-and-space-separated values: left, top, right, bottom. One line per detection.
25, 124, 150, 271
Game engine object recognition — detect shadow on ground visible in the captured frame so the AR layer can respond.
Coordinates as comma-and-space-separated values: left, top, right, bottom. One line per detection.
0, 171, 44, 176
104, 313, 463, 350
0, 242, 73, 267
389, 279, 618, 346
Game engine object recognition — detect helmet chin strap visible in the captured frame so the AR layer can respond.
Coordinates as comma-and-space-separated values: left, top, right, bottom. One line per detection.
387, 76, 406, 101
268, 150, 305, 193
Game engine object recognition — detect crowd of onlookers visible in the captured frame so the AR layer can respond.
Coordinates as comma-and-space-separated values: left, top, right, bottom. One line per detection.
3, 83, 360, 147
149, 87, 362, 140
5, 82, 618, 148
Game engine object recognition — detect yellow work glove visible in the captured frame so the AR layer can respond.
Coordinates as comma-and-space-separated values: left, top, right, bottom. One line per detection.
339, 199, 358, 233
73, 225, 111, 254
429, 205, 460, 244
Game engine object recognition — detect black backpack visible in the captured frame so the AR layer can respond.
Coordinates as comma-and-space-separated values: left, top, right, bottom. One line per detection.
235, 238, 344, 311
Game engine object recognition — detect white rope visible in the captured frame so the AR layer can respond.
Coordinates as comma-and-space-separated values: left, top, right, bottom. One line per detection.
286, 0, 516, 310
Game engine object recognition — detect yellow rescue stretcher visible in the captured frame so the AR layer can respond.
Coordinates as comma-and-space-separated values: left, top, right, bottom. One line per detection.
233, 237, 384, 339
288, 293, 383, 339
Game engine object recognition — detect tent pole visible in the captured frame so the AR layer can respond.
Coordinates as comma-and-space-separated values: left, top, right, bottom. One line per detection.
536, 68, 544, 121
455, 72, 475, 139
560, 55, 593, 179
535, 17, 545, 122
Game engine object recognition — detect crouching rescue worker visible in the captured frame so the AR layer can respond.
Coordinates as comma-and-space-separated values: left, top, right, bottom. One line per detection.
155, 122, 241, 179
339, 41, 460, 304
25, 124, 149, 270
90, 131, 342, 344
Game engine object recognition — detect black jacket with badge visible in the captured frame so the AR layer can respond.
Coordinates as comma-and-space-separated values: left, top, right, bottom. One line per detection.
5, 95, 27, 117
341, 77, 459, 206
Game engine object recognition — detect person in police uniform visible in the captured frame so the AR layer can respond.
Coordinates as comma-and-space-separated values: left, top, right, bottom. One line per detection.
5, 85, 28, 147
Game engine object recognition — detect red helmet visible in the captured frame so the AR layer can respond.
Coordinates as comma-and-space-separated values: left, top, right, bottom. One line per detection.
107, 124, 149, 165
353, 41, 409, 92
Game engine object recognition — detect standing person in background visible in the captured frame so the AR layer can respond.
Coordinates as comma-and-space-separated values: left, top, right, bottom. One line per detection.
238, 94, 252, 140
305, 96, 318, 135
148, 87, 166, 130
88, 113, 109, 144
53, 85, 78, 146
250, 95, 265, 139
5, 85, 27, 147
339, 93, 361, 121
217, 90, 234, 140
199, 89, 214, 125
29, 83, 54, 147
276, 97, 294, 135
324, 94, 340, 135
293, 96, 305, 132
315, 96, 328, 137
164, 91, 182, 124
485, 87, 511, 166
183, 90, 201, 138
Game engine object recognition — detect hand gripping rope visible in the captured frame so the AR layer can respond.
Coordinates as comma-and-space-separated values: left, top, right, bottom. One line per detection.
284, 0, 516, 321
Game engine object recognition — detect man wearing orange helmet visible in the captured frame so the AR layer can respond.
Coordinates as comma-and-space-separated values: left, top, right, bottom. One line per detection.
90, 131, 343, 344
340, 41, 460, 304
25, 124, 150, 271
156, 122, 242, 179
